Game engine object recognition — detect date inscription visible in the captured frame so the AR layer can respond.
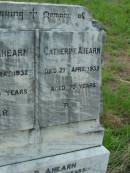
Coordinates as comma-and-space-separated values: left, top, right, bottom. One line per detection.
43, 66, 99, 75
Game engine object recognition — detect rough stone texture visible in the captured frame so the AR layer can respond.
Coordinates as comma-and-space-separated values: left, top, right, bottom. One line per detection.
0, 1, 109, 171
0, 146, 110, 173
0, 2, 104, 131
0, 120, 104, 166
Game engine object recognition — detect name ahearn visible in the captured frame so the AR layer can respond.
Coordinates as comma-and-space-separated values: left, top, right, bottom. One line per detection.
44, 162, 89, 173
44, 47, 100, 55
0, 48, 27, 58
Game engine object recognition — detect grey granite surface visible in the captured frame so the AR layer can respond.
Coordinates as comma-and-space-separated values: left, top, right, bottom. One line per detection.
0, 2, 109, 170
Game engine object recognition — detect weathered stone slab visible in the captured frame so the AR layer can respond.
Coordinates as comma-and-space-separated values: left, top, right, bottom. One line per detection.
0, 146, 109, 173
39, 31, 102, 127
0, 2, 104, 130
0, 30, 34, 130
0, 2, 109, 171
0, 120, 104, 166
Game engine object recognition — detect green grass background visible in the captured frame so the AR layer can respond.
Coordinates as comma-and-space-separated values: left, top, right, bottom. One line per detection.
1, 0, 130, 172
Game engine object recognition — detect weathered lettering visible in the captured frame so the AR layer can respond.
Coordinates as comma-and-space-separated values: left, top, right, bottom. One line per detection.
0, 49, 27, 58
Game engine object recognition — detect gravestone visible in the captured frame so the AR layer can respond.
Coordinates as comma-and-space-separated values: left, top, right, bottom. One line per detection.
0, 1, 109, 173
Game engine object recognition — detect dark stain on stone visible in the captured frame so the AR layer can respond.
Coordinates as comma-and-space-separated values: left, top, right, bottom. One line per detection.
92, 20, 103, 31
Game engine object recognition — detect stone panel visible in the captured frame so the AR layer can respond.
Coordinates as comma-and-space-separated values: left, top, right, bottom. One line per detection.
0, 146, 110, 173
0, 30, 34, 131
39, 31, 102, 127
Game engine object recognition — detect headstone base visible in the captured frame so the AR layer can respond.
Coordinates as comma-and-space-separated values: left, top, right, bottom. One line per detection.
0, 120, 104, 166
0, 146, 109, 173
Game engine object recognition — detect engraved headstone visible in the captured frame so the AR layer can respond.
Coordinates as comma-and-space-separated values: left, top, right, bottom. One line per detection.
0, 1, 109, 173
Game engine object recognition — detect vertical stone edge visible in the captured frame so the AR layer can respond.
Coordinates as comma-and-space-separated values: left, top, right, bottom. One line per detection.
34, 29, 41, 143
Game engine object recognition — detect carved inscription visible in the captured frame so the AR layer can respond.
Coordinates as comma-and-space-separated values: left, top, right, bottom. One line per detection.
0, 109, 8, 117
32, 162, 90, 173
0, 9, 86, 23
0, 3, 89, 30
39, 31, 102, 127
0, 49, 27, 57
44, 47, 100, 56
0, 10, 24, 20
0, 30, 34, 130
0, 2, 107, 170
0, 4, 103, 130
43, 66, 99, 75
0, 70, 28, 77
0, 9, 71, 21
0, 29, 102, 130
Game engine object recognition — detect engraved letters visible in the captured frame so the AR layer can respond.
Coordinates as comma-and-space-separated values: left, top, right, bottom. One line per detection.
0, 49, 27, 58
44, 47, 100, 56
